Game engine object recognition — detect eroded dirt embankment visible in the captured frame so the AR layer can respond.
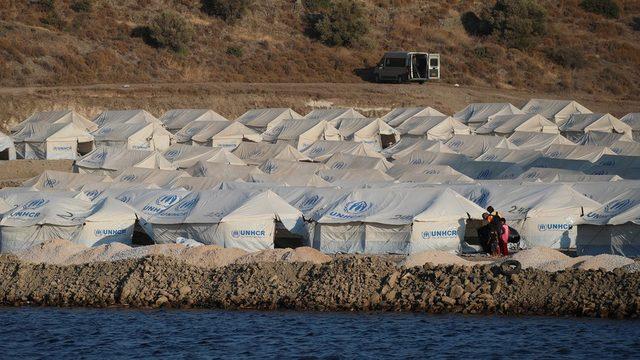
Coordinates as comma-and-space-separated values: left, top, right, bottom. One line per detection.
1, 255, 639, 318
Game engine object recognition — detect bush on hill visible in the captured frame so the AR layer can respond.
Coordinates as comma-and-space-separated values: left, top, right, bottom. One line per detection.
580, 0, 620, 19
306, 0, 369, 47
482, 0, 548, 50
148, 11, 194, 53
201, 0, 252, 23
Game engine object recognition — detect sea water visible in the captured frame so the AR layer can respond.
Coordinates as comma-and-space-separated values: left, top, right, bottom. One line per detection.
1, 307, 638, 359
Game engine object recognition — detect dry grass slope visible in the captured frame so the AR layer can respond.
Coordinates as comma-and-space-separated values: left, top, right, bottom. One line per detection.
0, 0, 639, 98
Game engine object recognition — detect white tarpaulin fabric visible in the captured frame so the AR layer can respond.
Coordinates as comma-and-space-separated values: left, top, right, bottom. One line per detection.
559, 113, 632, 141
382, 107, 446, 127
259, 159, 326, 175
160, 109, 228, 132
175, 121, 220, 144
0, 132, 16, 160
475, 148, 543, 166
446, 134, 518, 158
584, 155, 640, 179
573, 132, 626, 147
392, 150, 469, 167
572, 180, 640, 203
13, 122, 94, 160
191, 122, 262, 149
521, 99, 592, 124
236, 108, 302, 131
261, 119, 342, 151
395, 116, 470, 140
302, 140, 383, 161
475, 114, 559, 136
507, 132, 574, 151
315, 188, 484, 254
92, 122, 173, 151
185, 161, 262, 180
23, 170, 111, 191
12, 110, 97, 133
162, 144, 245, 168
453, 103, 524, 129
111, 168, 190, 187
75, 146, 175, 174
304, 108, 364, 122
335, 118, 399, 151
621, 113, 640, 141
317, 169, 394, 185
381, 138, 455, 159
324, 153, 391, 171
92, 109, 159, 128
544, 144, 614, 162
232, 142, 310, 165
608, 141, 640, 156
143, 190, 304, 251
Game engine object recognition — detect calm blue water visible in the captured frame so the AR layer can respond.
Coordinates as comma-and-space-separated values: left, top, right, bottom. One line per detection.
0, 307, 639, 359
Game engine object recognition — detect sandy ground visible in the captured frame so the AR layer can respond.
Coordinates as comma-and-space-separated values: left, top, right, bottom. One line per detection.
0, 160, 73, 188
1, 82, 639, 131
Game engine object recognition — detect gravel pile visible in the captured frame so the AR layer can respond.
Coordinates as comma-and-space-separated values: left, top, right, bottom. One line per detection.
65, 243, 133, 265
403, 250, 474, 268
577, 255, 635, 271
179, 246, 247, 269
15, 239, 86, 265
621, 262, 640, 273
509, 247, 569, 269
233, 247, 331, 265
108, 244, 186, 262
536, 256, 592, 272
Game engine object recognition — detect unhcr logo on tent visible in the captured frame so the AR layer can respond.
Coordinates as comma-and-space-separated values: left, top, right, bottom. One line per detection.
98, 127, 112, 134
165, 150, 180, 159
409, 159, 424, 165
423, 169, 439, 175
483, 155, 498, 161
421, 229, 458, 239
156, 194, 179, 207
344, 201, 371, 214
176, 197, 199, 211
309, 146, 325, 156
92, 152, 107, 161
599, 160, 616, 167
332, 161, 346, 170
186, 127, 201, 135
117, 195, 132, 204
537, 224, 572, 232
449, 140, 463, 148
44, 178, 58, 188
604, 199, 634, 214
469, 189, 489, 207
299, 194, 321, 211
477, 169, 492, 179
547, 151, 560, 158
24, 199, 48, 210
121, 175, 137, 182
85, 190, 101, 200
262, 162, 278, 173
231, 230, 267, 238
94, 229, 127, 236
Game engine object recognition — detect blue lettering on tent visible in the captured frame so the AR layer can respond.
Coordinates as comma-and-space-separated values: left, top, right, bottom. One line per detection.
299, 194, 321, 211
94, 229, 127, 236
422, 229, 458, 239
537, 224, 571, 232
11, 211, 40, 218
53, 146, 72, 151
121, 175, 137, 182
231, 230, 266, 238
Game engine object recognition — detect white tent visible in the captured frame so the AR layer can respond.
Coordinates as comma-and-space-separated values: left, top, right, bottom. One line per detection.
12, 109, 97, 134
559, 113, 633, 141
324, 153, 392, 172
159, 109, 227, 132
109, 188, 191, 219
186, 161, 262, 180
475, 148, 543, 166
452, 161, 516, 180
577, 188, 640, 257
572, 180, 640, 203
507, 132, 574, 151
544, 144, 614, 162
22, 170, 110, 191
314, 188, 485, 254
620, 113, 640, 140
111, 168, 190, 187
453, 103, 524, 129
92, 122, 173, 151
521, 99, 592, 124
302, 140, 384, 161
334, 118, 399, 151
573, 132, 627, 147
273, 187, 349, 221
393, 150, 469, 167
142, 190, 304, 251
395, 116, 470, 140
475, 114, 559, 136
0, 195, 136, 252
526, 157, 594, 172
174, 121, 221, 144
304, 108, 364, 122
75, 146, 175, 174
261, 119, 342, 151
317, 168, 394, 185
191, 121, 262, 149
162, 144, 245, 169
454, 183, 601, 248
170, 177, 223, 191
259, 159, 326, 175
92, 109, 159, 128
236, 108, 302, 131
13, 122, 94, 160
387, 164, 473, 183
608, 140, 640, 156
584, 155, 640, 179
517, 167, 620, 183
445, 134, 518, 158
232, 142, 310, 165
248, 172, 331, 187
381, 138, 455, 159
381, 107, 446, 127
0, 131, 16, 160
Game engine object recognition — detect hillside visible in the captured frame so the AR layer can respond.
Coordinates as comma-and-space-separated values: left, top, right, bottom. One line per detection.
1, 0, 640, 98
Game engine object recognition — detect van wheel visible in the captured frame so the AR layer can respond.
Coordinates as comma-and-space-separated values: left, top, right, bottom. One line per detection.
374, 74, 381, 83
396, 75, 404, 84
419, 81, 425, 85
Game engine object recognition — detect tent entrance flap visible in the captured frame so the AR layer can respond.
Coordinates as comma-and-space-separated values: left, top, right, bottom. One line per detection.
77, 141, 93, 156
411, 53, 428, 80
380, 134, 397, 149
274, 222, 307, 249
0, 149, 9, 160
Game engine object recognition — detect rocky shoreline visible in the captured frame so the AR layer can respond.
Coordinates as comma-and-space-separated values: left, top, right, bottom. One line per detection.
1, 255, 639, 319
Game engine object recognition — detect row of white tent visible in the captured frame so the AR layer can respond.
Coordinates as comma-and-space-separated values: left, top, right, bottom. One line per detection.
2, 99, 639, 161
1, 175, 639, 257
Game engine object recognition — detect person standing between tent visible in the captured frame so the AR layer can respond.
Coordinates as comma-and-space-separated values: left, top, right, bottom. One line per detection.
499, 217, 510, 256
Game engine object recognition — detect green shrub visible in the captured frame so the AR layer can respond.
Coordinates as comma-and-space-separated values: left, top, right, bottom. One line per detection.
70, 0, 92, 12
630, 17, 640, 31
303, 0, 332, 12
201, 0, 252, 23
580, 0, 620, 19
546, 47, 587, 69
461, 11, 492, 37
148, 11, 194, 53
226, 46, 243, 57
306, 0, 369, 47
40, 11, 67, 30
35, 0, 56, 11
482, 0, 547, 50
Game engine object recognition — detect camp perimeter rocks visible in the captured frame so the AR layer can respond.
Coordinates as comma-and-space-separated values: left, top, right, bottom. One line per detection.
0, 255, 639, 319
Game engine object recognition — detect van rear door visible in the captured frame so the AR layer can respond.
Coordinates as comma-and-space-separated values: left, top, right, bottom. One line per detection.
428, 54, 440, 80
